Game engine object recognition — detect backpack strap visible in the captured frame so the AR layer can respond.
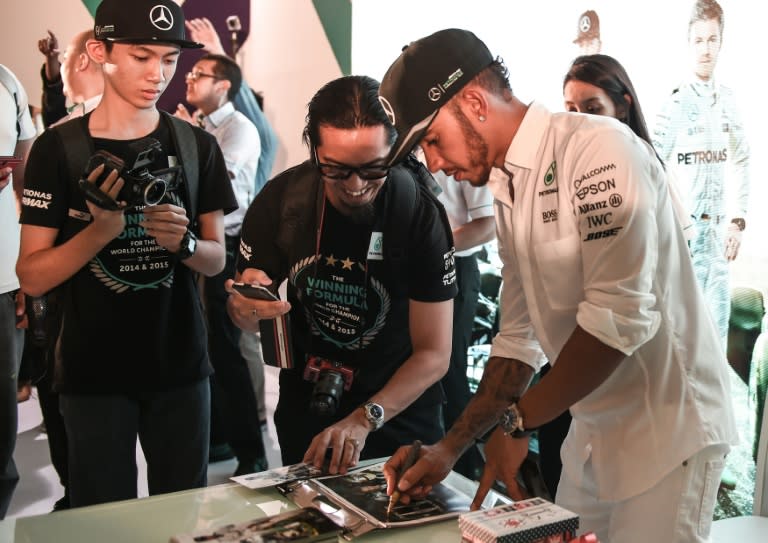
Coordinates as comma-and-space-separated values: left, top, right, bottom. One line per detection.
51, 115, 93, 185
382, 155, 454, 289
163, 112, 199, 226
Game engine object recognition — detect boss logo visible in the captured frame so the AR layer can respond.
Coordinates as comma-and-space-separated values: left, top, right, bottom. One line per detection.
542, 209, 558, 223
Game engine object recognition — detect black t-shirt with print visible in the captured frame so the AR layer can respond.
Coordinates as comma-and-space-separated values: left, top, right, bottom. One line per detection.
20, 114, 237, 394
237, 164, 457, 461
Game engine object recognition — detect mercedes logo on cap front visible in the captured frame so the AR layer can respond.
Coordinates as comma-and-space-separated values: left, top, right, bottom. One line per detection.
378, 96, 396, 125
150, 5, 174, 31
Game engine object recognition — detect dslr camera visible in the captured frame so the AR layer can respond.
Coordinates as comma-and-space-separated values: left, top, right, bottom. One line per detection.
80, 137, 179, 209
303, 356, 354, 417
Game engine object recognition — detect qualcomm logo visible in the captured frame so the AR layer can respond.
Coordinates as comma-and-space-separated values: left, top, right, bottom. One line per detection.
150, 5, 174, 31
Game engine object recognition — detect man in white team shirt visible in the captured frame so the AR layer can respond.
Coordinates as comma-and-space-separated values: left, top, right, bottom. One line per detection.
379, 28, 738, 542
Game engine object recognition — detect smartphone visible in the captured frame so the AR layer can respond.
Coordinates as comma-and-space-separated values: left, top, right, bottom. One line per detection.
0, 156, 23, 168
232, 282, 279, 301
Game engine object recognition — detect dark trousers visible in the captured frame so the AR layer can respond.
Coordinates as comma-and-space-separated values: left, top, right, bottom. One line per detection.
59, 378, 210, 508
205, 235, 266, 463
440, 254, 484, 479
37, 368, 69, 500
0, 291, 22, 519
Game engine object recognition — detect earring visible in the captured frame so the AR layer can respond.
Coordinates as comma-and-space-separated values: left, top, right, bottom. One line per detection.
478, 115, 486, 122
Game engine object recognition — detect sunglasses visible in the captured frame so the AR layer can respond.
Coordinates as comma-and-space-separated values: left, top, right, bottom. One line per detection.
313, 148, 391, 181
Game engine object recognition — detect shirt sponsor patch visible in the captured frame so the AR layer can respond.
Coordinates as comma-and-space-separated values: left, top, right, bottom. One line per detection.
68, 208, 91, 222
22, 188, 53, 210
576, 178, 616, 200
239, 239, 253, 262
542, 209, 558, 223
583, 226, 622, 241
367, 232, 384, 260
572, 163, 616, 189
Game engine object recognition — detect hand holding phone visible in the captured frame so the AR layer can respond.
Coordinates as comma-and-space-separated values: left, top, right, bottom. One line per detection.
232, 282, 279, 301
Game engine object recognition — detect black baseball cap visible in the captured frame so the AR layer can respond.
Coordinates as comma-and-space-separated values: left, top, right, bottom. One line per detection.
379, 28, 494, 166
574, 10, 601, 43
94, 0, 203, 49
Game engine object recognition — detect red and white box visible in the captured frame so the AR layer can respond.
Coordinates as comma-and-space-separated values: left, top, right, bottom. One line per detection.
459, 497, 579, 543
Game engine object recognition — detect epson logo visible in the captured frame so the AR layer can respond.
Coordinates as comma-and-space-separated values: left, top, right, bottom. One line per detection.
576, 179, 616, 200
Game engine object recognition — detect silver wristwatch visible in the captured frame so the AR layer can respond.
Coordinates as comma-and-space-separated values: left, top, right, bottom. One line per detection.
499, 402, 534, 438
363, 401, 384, 431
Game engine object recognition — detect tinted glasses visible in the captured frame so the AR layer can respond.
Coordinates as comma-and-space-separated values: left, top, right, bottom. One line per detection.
313, 148, 391, 181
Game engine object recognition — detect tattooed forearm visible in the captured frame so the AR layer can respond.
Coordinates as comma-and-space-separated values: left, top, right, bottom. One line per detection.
443, 356, 534, 456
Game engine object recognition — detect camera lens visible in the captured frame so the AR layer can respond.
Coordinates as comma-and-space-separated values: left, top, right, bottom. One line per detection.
309, 370, 345, 417
144, 178, 167, 206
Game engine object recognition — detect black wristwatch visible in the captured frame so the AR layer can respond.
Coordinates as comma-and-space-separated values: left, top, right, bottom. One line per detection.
499, 402, 534, 438
363, 401, 384, 431
731, 218, 746, 231
177, 229, 198, 260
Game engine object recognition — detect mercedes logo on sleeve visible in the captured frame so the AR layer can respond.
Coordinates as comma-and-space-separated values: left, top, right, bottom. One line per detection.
150, 5, 174, 31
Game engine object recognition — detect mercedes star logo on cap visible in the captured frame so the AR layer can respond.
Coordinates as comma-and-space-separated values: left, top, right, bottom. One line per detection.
150, 4, 174, 31
428, 87, 442, 102
378, 96, 396, 126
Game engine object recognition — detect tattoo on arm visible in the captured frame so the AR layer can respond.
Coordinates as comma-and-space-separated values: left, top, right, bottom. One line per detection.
445, 356, 534, 454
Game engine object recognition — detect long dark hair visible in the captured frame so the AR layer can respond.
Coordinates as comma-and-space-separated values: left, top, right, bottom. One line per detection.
563, 54, 652, 145
302, 75, 397, 152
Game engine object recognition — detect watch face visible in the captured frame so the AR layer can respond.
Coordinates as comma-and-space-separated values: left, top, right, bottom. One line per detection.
368, 404, 383, 419
500, 405, 518, 433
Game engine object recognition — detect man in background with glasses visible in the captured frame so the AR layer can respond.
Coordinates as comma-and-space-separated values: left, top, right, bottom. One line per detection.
176, 54, 266, 477
226, 75, 457, 475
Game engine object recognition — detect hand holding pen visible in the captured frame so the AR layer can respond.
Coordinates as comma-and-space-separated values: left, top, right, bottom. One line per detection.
387, 440, 422, 516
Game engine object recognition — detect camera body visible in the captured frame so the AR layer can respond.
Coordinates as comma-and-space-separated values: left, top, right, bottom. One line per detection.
82, 138, 178, 209
303, 356, 354, 417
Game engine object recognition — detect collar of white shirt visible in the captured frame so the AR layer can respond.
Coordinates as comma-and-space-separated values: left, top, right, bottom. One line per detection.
201, 101, 235, 130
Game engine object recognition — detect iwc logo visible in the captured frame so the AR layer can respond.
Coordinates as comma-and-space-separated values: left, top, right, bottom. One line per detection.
150, 4, 174, 31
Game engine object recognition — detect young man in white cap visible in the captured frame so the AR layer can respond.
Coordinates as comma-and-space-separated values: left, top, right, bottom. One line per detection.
17, 0, 236, 507
380, 28, 737, 542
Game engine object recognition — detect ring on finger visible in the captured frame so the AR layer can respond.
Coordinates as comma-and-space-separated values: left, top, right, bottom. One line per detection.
345, 437, 359, 449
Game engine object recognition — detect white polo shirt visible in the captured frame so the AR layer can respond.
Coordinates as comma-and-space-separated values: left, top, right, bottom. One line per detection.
0, 65, 35, 295
431, 169, 494, 257
487, 101, 738, 501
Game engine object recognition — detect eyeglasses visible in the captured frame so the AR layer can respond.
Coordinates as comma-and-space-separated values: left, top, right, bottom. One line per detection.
313, 148, 391, 181
185, 71, 221, 82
